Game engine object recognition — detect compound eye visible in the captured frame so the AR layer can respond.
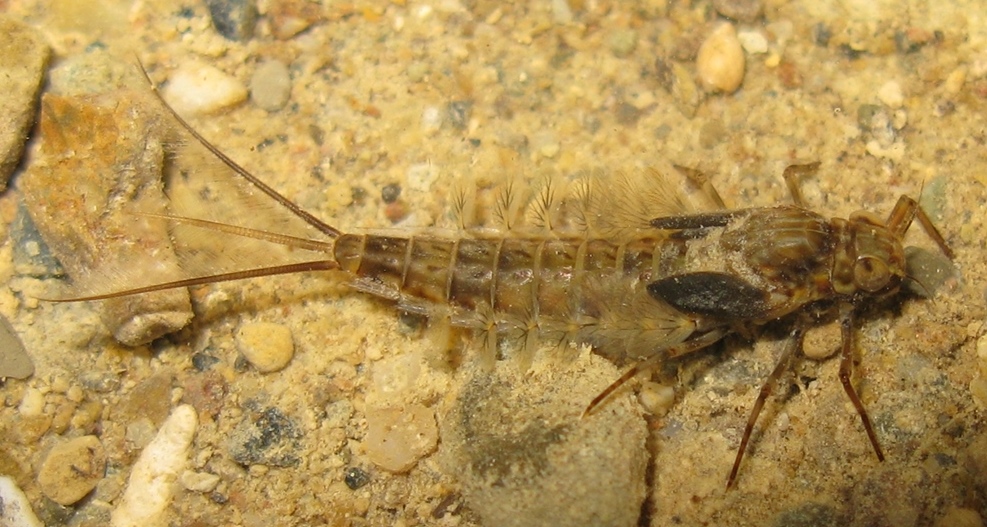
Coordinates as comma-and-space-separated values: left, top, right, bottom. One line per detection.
853, 256, 891, 292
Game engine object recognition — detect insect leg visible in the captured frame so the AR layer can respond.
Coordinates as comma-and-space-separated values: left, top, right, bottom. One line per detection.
672, 165, 727, 209
727, 323, 803, 488
781, 162, 821, 208
885, 195, 954, 258
582, 328, 728, 417
837, 305, 886, 463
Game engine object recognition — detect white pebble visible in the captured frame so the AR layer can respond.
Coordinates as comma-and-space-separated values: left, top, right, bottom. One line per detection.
111, 405, 198, 527
638, 381, 675, 416
364, 404, 438, 472
250, 60, 292, 111
696, 23, 746, 94
236, 322, 295, 373
0, 476, 43, 527
162, 62, 248, 115
18, 387, 44, 416
737, 29, 769, 54
420, 105, 442, 133
878, 80, 904, 108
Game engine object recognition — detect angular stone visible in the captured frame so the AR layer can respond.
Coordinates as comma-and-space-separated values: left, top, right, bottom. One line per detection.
19, 92, 193, 345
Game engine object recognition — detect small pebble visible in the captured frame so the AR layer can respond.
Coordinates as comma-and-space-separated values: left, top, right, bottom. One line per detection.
364, 404, 438, 473
696, 23, 746, 94
250, 59, 292, 111
0, 475, 43, 527
638, 381, 675, 416
878, 80, 904, 108
712, 0, 763, 22
446, 100, 472, 130
737, 29, 769, 55
380, 183, 402, 204
162, 62, 248, 115
384, 201, 409, 223
37, 435, 106, 506
944, 67, 966, 95
228, 407, 302, 467
206, 0, 258, 41
609, 28, 638, 58
236, 321, 295, 373
344, 467, 371, 490
179, 470, 221, 493
191, 352, 220, 371
18, 387, 44, 417
420, 106, 443, 133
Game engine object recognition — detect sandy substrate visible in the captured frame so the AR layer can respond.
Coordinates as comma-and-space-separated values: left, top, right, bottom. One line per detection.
1, 1, 986, 526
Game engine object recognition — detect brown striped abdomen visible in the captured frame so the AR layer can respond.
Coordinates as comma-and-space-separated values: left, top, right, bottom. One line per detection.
332, 233, 675, 327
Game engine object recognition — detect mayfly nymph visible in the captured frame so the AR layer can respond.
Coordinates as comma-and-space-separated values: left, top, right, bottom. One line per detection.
48, 67, 953, 488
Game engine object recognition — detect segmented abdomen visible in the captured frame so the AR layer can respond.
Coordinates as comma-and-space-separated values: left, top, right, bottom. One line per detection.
333, 232, 677, 331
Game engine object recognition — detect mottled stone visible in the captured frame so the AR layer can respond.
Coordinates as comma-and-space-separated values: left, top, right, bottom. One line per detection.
228, 407, 302, 467
440, 351, 647, 527
37, 435, 106, 506
206, 0, 257, 41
